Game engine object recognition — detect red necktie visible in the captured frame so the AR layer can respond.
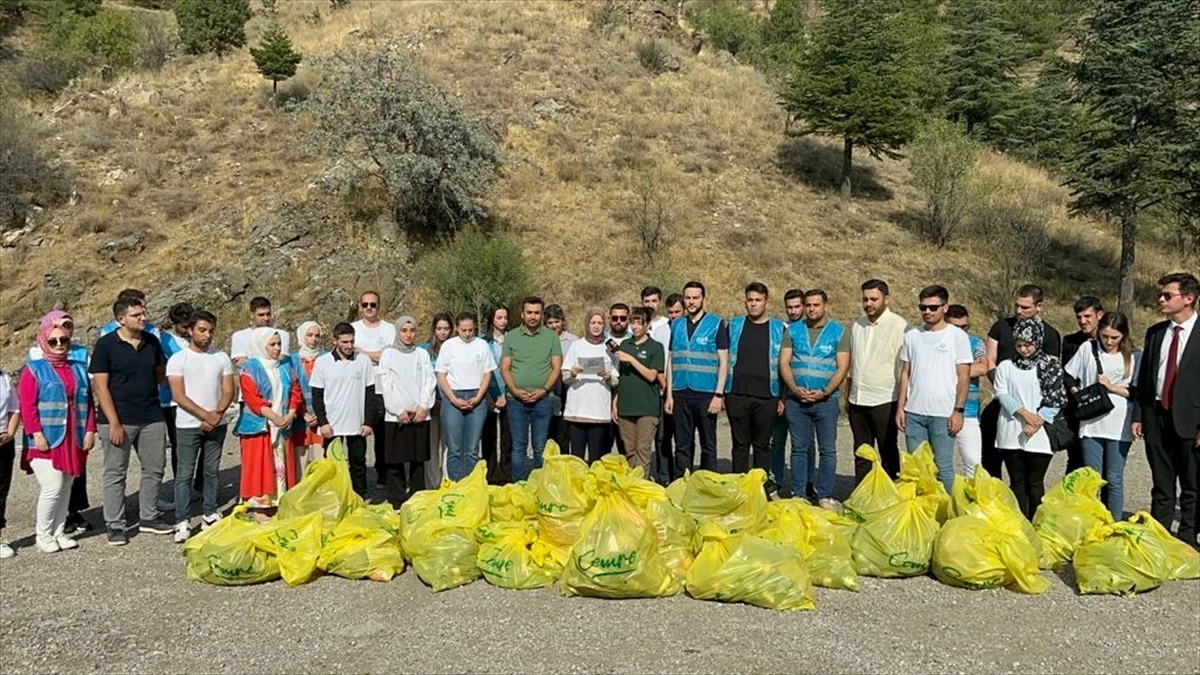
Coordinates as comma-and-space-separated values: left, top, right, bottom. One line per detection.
1162, 325, 1182, 409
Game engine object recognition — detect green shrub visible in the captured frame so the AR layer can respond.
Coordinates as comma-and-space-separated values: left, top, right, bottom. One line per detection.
63, 7, 144, 72
636, 39, 672, 75
419, 224, 533, 319
691, 0, 760, 57
908, 118, 979, 247
174, 0, 250, 56
0, 104, 70, 228
588, 0, 621, 34
13, 50, 82, 95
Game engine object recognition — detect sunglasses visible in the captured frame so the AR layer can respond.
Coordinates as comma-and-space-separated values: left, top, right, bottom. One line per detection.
610, 316, 629, 322
361, 302, 378, 309
1158, 291, 1181, 300
918, 304, 943, 312
46, 337, 71, 348
56, 320, 74, 330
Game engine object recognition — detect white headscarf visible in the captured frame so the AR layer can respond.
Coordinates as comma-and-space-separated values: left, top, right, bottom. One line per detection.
249, 327, 285, 439
296, 321, 322, 360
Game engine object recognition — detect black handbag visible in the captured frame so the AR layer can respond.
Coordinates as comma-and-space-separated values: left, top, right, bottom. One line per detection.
1073, 341, 1116, 422
1045, 413, 1074, 453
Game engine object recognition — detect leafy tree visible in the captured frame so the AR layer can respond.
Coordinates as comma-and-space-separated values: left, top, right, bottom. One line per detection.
941, 0, 1026, 138
1066, 0, 1200, 311
691, 0, 759, 58
62, 7, 144, 72
303, 47, 502, 237
999, 58, 1081, 167
779, 0, 931, 199
250, 22, 301, 97
419, 224, 532, 320
756, 0, 806, 82
908, 118, 979, 247
174, 0, 250, 57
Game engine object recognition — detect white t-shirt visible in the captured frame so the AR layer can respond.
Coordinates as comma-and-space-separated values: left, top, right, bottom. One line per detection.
562, 339, 619, 423
650, 316, 672, 370
0, 370, 18, 431
351, 320, 397, 383
994, 361, 1053, 454
434, 337, 497, 390
900, 325, 973, 417
1065, 344, 1141, 443
165, 347, 234, 429
378, 347, 437, 422
231, 327, 291, 360
1155, 313, 1195, 400
309, 352, 375, 436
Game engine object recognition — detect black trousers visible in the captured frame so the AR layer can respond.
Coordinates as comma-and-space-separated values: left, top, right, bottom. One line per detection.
673, 392, 718, 480
326, 435, 368, 497
482, 407, 511, 485
1063, 406, 1086, 475
569, 421, 611, 464
654, 409, 676, 485
726, 393, 775, 475
368, 392, 386, 479
980, 400, 1005, 479
384, 462, 425, 506
550, 415, 570, 456
1003, 449, 1052, 521
1145, 404, 1199, 542
611, 421, 625, 456
0, 440, 13, 530
848, 401, 900, 482
68, 464, 89, 516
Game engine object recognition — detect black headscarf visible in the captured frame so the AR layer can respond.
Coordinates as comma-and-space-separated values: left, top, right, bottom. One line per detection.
1012, 318, 1068, 409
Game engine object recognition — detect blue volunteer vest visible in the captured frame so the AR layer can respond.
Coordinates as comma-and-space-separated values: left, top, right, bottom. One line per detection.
787, 320, 846, 393
670, 313, 723, 394
158, 333, 188, 406
726, 316, 786, 397
420, 342, 442, 400
235, 358, 294, 437
964, 335, 984, 419
28, 343, 89, 365
26, 359, 90, 450
487, 337, 506, 399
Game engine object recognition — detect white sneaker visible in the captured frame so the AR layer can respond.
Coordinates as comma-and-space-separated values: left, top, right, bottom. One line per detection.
0, 540, 14, 559
55, 536, 79, 550
37, 537, 61, 554
819, 498, 843, 514
200, 513, 221, 530
174, 521, 191, 544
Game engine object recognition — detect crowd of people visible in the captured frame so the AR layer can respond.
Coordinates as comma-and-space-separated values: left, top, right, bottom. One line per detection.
0, 272, 1197, 559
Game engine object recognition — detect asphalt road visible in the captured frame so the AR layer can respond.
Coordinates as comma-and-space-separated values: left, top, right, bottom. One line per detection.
1, 425, 1197, 674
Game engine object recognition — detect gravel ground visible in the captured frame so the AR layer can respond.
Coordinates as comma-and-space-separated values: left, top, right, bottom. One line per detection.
1, 424, 1197, 674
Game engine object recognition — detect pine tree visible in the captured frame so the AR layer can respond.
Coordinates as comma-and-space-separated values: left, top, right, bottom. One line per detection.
1066, 0, 1200, 311
174, 0, 251, 57
779, 0, 931, 200
941, 0, 1026, 139
757, 0, 806, 82
250, 22, 302, 98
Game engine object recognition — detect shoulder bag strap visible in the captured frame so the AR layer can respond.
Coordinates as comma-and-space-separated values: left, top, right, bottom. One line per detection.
1090, 339, 1105, 377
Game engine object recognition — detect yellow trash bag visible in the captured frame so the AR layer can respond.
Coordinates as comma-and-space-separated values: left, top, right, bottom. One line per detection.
318, 505, 405, 582
624, 478, 698, 583
559, 482, 681, 599
488, 483, 538, 523
1074, 512, 1200, 596
932, 515, 1049, 595
400, 461, 489, 590
251, 512, 325, 586
686, 521, 815, 611
844, 445, 900, 522
475, 521, 558, 590
1131, 512, 1200, 581
1032, 468, 1115, 570
851, 483, 941, 577
527, 441, 594, 569
897, 442, 950, 523
949, 467, 1022, 520
277, 449, 364, 525
762, 499, 860, 592
183, 505, 281, 586
670, 468, 768, 535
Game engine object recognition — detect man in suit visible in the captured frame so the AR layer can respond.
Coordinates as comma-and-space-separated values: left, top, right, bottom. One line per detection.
1132, 272, 1200, 546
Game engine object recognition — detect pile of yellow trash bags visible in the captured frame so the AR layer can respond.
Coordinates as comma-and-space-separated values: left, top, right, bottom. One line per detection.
183, 440, 1200, 607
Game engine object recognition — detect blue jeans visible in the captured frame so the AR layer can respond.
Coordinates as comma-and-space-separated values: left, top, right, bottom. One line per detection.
441, 389, 487, 482
1081, 436, 1131, 520
904, 412, 954, 492
174, 425, 226, 522
786, 395, 839, 499
508, 396, 552, 481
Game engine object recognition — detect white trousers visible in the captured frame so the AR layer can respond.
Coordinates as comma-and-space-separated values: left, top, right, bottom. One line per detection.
31, 458, 74, 543
954, 418, 982, 479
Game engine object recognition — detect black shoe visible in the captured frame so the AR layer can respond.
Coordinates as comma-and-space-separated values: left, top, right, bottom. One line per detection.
139, 517, 175, 535
64, 514, 93, 536
106, 528, 128, 546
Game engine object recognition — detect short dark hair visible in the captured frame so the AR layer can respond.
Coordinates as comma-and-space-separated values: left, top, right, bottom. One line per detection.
919, 285, 950, 303
744, 282, 769, 297
169, 302, 195, 328
683, 281, 706, 297
631, 307, 651, 324
784, 288, 805, 303
1073, 296, 1104, 315
861, 279, 890, 295
1159, 272, 1200, 305
455, 311, 477, 327
116, 288, 146, 303
609, 302, 630, 314
1016, 284, 1045, 303
521, 296, 544, 311
332, 322, 355, 338
360, 290, 380, 302
640, 286, 662, 301
665, 293, 683, 308
113, 298, 141, 319
804, 288, 828, 303
945, 304, 969, 320
249, 296, 272, 312
192, 309, 217, 327
544, 304, 565, 321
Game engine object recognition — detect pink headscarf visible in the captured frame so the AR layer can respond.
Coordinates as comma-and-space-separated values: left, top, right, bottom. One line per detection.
38, 310, 74, 367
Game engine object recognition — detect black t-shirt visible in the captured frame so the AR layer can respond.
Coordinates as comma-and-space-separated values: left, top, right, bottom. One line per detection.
988, 317, 1062, 365
731, 319, 773, 398
1061, 330, 1089, 368
89, 330, 167, 426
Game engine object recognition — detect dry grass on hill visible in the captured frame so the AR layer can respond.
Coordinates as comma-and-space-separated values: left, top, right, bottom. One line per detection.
0, 0, 1180, 366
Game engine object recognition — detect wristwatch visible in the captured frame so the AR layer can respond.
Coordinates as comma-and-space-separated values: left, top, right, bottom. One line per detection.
954, 407, 965, 413
713, 393, 725, 399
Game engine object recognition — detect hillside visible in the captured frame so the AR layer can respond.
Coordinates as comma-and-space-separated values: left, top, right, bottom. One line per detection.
0, 0, 1179, 367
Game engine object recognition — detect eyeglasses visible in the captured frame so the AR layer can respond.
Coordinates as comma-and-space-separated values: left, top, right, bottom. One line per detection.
46, 337, 70, 348
610, 316, 629, 322
1158, 291, 1182, 300
361, 302, 378, 309
918, 304, 943, 312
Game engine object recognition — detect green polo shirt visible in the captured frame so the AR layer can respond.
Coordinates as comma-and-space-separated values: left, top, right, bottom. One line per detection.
501, 324, 562, 391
